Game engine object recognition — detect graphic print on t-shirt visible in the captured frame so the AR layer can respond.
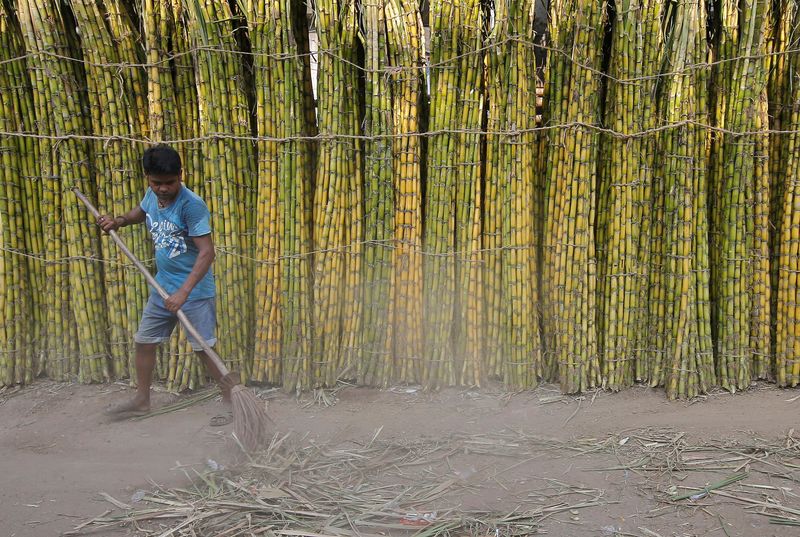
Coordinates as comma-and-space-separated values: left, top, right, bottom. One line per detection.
148, 216, 188, 259
140, 186, 215, 299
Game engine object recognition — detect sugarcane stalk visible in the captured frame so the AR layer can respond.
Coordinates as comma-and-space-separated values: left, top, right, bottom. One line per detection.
359, 0, 396, 387
543, 0, 605, 393
711, 0, 771, 392
313, 0, 363, 387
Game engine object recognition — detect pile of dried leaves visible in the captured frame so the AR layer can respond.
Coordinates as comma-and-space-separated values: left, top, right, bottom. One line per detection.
69, 427, 800, 536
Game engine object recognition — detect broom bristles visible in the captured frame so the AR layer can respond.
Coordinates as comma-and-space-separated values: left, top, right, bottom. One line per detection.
231, 385, 272, 452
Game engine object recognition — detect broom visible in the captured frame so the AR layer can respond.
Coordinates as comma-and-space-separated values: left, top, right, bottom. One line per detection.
73, 187, 270, 452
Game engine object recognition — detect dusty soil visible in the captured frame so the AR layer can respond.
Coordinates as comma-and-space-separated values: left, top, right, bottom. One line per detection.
1, 380, 799, 537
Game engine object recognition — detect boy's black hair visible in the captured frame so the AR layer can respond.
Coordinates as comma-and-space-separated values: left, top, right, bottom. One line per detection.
142, 144, 182, 176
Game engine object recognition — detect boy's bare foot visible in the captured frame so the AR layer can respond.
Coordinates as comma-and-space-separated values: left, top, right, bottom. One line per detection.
105, 396, 150, 420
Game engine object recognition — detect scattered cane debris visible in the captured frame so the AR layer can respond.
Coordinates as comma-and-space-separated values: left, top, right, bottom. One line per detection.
68, 427, 800, 536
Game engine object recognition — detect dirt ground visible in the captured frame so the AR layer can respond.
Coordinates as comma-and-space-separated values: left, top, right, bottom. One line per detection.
2, 380, 800, 537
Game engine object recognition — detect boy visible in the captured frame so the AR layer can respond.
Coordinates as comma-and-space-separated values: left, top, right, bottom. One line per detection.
98, 144, 232, 423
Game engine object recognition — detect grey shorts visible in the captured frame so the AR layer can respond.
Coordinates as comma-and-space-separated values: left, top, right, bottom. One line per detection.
134, 295, 217, 351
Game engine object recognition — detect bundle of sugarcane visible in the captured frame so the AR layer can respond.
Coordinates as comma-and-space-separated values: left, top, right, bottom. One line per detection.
144, 0, 222, 392
597, 0, 664, 390
105, 2, 155, 380
17, 0, 70, 380
647, 0, 715, 399
0, 1, 34, 386
312, 0, 363, 387
143, 0, 201, 196
710, 0, 771, 390
422, 0, 459, 388
706, 0, 732, 387
484, 0, 541, 389
18, 0, 110, 382
5, 2, 45, 381
68, 0, 149, 380
144, 0, 179, 143
359, 0, 395, 387
542, 0, 605, 392
248, 0, 316, 393
141, 0, 193, 391
423, 0, 484, 388
386, 0, 425, 384
150, 0, 206, 392
170, 0, 204, 189
775, 2, 800, 388
247, 0, 281, 387
452, 0, 485, 388
769, 0, 792, 343
184, 0, 255, 382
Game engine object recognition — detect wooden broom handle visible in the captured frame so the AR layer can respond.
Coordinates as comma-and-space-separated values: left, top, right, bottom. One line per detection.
73, 188, 232, 378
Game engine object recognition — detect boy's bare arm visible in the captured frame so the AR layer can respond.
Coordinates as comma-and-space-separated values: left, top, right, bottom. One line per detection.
97, 206, 146, 232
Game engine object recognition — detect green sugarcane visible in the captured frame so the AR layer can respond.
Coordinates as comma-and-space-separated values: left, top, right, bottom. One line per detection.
599, 0, 663, 390
543, 0, 604, 393
313, 0, 362, 387
0, 1, 37, 386
19, 0, 110, 382
775, 3, 800, 387
185, 0, 256, 382
360, 0, 395, 387
653, 0, 714, 399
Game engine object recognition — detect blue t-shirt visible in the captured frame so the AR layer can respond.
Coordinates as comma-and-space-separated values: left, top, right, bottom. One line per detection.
140, 186, 215, 299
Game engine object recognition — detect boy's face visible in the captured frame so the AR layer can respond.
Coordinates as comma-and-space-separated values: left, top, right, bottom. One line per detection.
147, 172, 182, 204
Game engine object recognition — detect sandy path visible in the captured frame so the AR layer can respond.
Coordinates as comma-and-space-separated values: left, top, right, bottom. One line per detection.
2, 381, 799, 536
